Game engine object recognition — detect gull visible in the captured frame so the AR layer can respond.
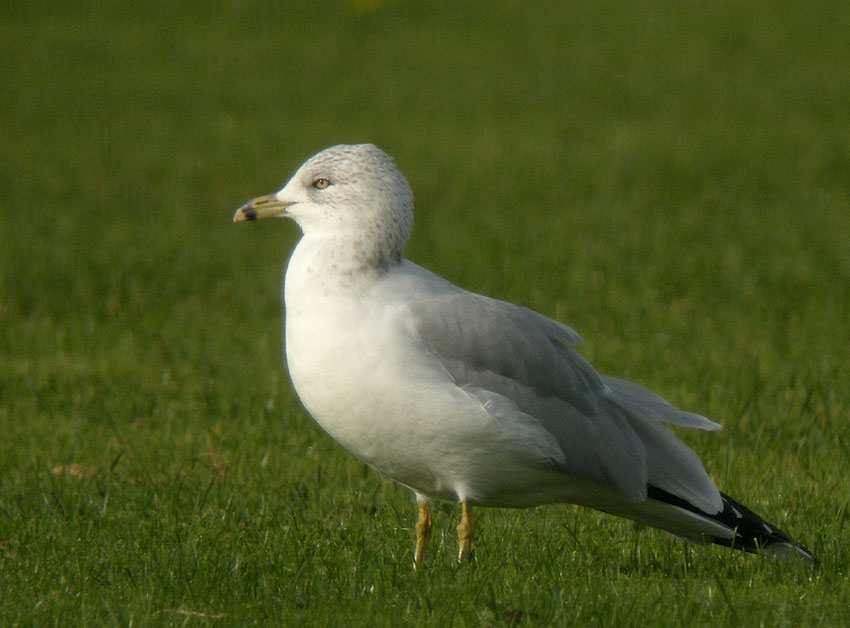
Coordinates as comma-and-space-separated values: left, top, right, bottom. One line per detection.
234, 143, 815, 566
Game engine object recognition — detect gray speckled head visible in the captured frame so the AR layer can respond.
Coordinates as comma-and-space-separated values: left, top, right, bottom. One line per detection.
275, 144, 414, 267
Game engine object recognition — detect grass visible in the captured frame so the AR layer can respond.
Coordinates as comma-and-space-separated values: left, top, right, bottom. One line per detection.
2, 0, 849, 625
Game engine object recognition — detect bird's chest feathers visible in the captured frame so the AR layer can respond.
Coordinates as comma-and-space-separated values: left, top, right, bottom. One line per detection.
283, 259, 423, 460
286, 297, 390, 409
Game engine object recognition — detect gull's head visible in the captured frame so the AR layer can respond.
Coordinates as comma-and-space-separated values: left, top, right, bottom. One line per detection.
234, 143, 414, 267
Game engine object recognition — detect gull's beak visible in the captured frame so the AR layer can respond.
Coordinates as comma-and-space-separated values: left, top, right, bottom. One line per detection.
233, 195, 295, 222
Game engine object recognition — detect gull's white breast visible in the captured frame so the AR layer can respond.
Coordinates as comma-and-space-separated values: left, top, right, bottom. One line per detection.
282, 239, 565, 503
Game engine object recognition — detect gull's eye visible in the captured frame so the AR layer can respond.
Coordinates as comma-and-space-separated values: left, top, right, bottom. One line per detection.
312, 178, 330, 190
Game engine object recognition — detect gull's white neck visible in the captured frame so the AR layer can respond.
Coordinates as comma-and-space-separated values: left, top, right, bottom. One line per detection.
284, 233, 398, 304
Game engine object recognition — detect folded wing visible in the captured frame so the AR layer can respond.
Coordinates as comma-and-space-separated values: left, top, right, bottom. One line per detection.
408, 290, 723, 514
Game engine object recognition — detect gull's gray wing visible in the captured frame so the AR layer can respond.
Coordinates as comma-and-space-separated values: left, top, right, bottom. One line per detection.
407, 289, 723, 514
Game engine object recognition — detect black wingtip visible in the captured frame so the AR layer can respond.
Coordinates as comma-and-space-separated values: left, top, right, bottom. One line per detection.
647, 486, 817, 566
711, 493, 817, 566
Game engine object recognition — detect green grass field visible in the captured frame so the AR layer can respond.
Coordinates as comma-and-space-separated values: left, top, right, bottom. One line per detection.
2, 0, 849, 625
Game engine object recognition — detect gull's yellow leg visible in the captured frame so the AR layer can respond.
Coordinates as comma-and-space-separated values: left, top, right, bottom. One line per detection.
414, 500, 433, 568
457, 499, 476, 562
